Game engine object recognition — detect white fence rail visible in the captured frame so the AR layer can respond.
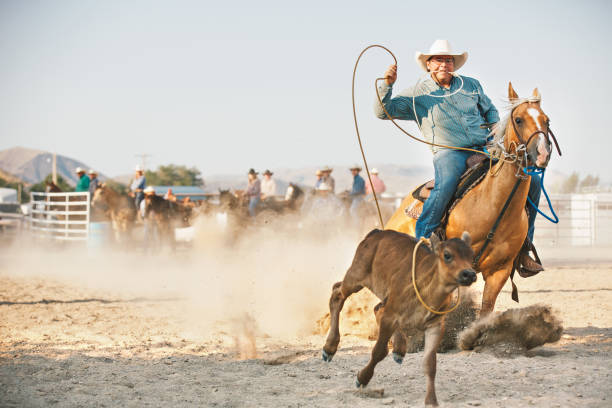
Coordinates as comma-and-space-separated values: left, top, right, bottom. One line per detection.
28, 192, 90, 241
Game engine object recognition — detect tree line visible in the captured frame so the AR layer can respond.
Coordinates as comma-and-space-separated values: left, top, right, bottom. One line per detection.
0, 164, 204, 203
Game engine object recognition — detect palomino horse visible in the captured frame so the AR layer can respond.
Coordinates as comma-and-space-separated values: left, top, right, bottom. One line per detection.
91, 184, 137, 243
386, 83, 557, 315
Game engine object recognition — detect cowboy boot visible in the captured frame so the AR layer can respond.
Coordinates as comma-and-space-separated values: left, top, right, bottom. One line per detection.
518, 240, 544, 277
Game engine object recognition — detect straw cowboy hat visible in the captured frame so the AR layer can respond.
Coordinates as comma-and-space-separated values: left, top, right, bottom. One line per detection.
88, 169, 97, 175
415, 39, 468, 72
143, 186, 155, 195
371, 168, 379, 175
349, 164, 362, 171
316, 170, 323, 176
75, 167, 85, 174
263, 169, 273, 176
321, 165, 333, 173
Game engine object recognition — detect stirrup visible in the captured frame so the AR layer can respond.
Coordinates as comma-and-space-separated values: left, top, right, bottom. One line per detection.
517, 240, 543, 278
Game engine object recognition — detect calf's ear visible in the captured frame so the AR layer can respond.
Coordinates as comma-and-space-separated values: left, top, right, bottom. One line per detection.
461, 231, 472, 246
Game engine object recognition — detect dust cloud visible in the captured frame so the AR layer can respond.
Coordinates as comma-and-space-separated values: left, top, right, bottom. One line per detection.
1, 213, 369, 356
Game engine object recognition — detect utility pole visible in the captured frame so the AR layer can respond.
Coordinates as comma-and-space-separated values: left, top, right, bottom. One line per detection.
52, 153, 57, 184
134, 154, 151, 171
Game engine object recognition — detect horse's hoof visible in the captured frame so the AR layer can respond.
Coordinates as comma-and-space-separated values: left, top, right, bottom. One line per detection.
355, 378, 362, 388
392, 352, 404, 365
322, 349, 334, 362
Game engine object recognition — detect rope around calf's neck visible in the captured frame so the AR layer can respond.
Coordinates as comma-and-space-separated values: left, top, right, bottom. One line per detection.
412, 237, 461, 315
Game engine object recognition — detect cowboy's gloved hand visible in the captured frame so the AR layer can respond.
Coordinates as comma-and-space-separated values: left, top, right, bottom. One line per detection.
384, 64, 397, 85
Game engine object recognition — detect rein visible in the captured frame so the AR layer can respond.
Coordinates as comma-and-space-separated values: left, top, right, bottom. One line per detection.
412, 237, 460, 315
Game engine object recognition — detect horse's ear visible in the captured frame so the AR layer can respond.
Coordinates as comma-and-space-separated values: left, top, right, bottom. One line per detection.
508, 82, 519, 101
531, 87, 541, 100
461, 231, 472, 247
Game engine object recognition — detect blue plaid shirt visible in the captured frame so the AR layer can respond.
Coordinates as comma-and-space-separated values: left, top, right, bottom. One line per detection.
374, 75, 499, 153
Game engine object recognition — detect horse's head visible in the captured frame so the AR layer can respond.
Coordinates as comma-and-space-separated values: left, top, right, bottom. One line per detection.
218, 189, 238, 209
92, 183, 108, 207
504, 83, 558, 169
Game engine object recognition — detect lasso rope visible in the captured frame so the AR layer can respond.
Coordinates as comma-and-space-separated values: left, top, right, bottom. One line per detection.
412, 237, 460, 315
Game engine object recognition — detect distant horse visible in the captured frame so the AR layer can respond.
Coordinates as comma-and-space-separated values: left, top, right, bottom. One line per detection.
386, 83, 558, 315
92, 184, 137, 243
142, 194, 179, 250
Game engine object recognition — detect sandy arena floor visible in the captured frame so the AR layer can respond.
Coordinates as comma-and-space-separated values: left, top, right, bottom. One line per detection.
1, 242, 611, 407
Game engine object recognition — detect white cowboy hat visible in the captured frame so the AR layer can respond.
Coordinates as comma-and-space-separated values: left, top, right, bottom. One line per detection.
415, 39, 468, 72
143, 186, 155, 194
349, 164, 362, 171
321, 165, 333, 173
370, 168, 379, 174
75, 167, 85, 173
134, 164, 143, 172
88, 169, 97, 175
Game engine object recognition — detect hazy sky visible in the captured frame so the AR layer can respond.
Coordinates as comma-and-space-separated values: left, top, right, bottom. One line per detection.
1, 0, 610, 178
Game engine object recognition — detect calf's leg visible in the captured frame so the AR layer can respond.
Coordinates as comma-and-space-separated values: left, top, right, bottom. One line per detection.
322, 280, 362, 361
356, 314, 396, 387
423, 324, 442, 407
374, 302, 406, 364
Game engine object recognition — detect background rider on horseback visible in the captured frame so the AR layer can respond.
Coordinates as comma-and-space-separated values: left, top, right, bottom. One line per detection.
374, 39, 543, 274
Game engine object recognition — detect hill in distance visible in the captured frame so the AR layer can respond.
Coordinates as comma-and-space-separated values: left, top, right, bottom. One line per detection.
0, 147, 105, 186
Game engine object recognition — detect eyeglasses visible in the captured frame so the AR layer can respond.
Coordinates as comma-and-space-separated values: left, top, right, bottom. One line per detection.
429, 57, 454, 65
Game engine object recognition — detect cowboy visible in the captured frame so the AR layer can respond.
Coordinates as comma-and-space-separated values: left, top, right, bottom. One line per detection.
246, 168, 261, 217
314, 169, 324, 189
374, 39, 543, 273
261, 169, 277, 200
348, 164, 366, 219
129, 165, 147, 210
88, 169, 100, 195
321, 165, 335, 193
365, 168, 386, 195
75, 167, 90, 192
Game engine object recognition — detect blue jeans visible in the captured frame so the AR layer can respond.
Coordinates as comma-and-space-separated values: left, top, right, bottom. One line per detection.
416, 149, 473, 239
248, 196, 260, 217
415, 149, 543, 241
350, 195, 365, 220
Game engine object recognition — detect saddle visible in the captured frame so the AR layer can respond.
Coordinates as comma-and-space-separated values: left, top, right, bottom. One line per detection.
406, 153, 492, 219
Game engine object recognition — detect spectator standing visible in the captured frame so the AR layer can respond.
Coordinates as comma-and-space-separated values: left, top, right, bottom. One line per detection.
246, 168, 261, 217
365, 168, 387, 195
260, 169, 277, 200
88, 169, 100, 195
130, 165, 146, 210
164, 188, 177, 202
321, 166, 335, 193
314, 170, 324, 189
75, 167, 90, 192
348, 164, 366, 219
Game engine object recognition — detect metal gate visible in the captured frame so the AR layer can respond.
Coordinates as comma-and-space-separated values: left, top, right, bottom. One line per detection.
28, 191, 90, 241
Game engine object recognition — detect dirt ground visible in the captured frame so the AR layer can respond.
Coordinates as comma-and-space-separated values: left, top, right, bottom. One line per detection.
1, 242, 611, 407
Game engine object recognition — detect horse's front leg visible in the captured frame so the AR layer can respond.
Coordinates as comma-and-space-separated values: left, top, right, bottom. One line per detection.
423, 324, 442, 407
481, 267, 511, 316
357, 313, 396, 387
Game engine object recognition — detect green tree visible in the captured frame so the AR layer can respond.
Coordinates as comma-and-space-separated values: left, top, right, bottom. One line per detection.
145, 164, 203, 186
29, 174, 73, 193
559, 172, 579, 194
579, 174, 599, 191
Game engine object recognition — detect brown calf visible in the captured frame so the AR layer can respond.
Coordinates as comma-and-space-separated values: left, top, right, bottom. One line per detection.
322, 229, 476, 406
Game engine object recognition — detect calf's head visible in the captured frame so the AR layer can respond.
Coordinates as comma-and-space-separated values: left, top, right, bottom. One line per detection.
429, 232, 477, 287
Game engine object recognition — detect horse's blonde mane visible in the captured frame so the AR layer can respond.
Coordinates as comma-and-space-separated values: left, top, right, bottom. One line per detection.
489, 96, 541, 147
